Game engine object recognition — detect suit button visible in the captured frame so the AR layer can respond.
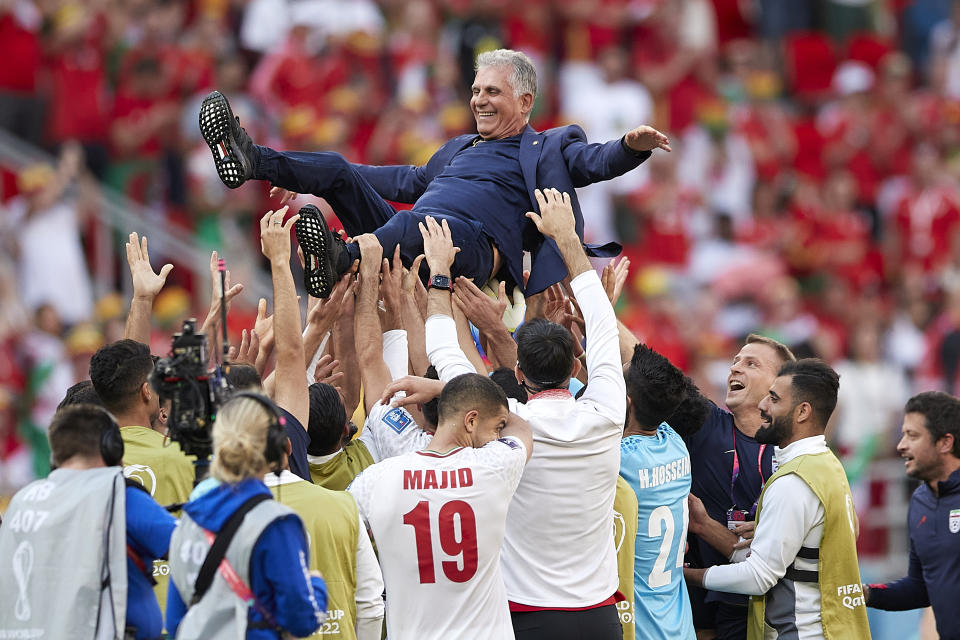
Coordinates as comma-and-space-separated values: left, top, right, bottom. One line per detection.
533, 140, 539, 145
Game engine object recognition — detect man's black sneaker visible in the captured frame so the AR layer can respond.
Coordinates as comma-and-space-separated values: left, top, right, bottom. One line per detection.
199, 91, 255, 189
295, 204, 349, 298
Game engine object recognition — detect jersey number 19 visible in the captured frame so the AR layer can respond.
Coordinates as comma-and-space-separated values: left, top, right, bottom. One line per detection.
403, 500, 478, 584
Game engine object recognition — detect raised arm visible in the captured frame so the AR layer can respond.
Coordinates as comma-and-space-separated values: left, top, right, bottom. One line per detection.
500, 411, 533, 462
260, 206, 308, 429
562, 124, 668, 187
304, 272, 354, 374
331, 276, 361, 418
599, 257, 642, 365
526, 189, 624, 422
123, 232, 173, 345
400, 255, 430, 376
353, 234, 392, 413
200, 250, 245, 356
420, 216, 477, 381
526, 190, 593, 278
453, 301, 487, 375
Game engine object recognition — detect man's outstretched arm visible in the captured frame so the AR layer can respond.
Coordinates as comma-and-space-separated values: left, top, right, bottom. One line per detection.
561, 124, 669, 188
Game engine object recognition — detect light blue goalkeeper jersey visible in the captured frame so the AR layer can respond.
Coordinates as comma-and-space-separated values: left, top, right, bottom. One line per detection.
620, 423, 695, 640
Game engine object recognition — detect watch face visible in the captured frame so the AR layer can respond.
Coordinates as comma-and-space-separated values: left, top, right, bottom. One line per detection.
430, 275, 452, 290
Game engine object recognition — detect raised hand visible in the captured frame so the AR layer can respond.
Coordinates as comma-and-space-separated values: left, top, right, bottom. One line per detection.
126, 232, 173, 300
381, 245, 404, 317
418, 216, 460, 275
601, 256, 630, 306
269, 186, 299, 206
259, 206, 299, 263
202, 250, 244, 334
525, 188, 577, 241
624, 125, 671, 153
307, 271, 355, 337
543, 283, 584, 330
253, 297, 275, 359
355, 233, 383, 278
228, 328, 260, 367
401, 255, 426, 295
379, 375, 446, 408
313, 353, 345, 388
454, 276, 507, 332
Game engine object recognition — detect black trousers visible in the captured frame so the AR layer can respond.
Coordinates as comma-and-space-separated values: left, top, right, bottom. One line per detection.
511, 604, 623, 640
714, 602, 749, 640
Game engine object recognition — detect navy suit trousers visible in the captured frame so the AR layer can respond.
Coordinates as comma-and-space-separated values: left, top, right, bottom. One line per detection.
254, 145, 493, 283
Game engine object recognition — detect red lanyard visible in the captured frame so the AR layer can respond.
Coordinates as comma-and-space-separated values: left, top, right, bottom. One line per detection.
730, 424, 767, 516
200, 529, 281, 630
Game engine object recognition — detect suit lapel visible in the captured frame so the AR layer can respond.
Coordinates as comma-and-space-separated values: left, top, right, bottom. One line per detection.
519, 125, 544, 205
453, 134, 475, 154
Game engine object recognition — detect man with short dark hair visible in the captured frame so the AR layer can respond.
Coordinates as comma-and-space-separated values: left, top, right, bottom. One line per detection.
200, 48, 669, 298
619, 344, 695, 640
89, 339, 194, 505
685, 359, 871, 640
306, 382, 374, 490
0, 405, 176, 640
514, 318, 578, 392
865, 391, 960, 640
347, 372, 532, 640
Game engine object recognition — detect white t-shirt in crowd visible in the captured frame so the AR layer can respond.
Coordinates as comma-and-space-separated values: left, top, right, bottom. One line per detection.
501, 271, 625, 607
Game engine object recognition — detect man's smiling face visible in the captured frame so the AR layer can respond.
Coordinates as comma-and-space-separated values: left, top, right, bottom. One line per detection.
470, 65, 532, 140
726, 342, 782, 413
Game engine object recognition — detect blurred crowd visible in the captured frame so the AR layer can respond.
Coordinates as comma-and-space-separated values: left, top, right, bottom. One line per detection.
2, 0, 960, 557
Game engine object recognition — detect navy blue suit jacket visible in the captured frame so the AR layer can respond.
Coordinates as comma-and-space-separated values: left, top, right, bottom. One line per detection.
353, 124, 650, 294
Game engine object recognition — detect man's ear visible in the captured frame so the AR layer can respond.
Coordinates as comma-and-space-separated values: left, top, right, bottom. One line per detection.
520, 92, 534, 116
514, 365, 524, 385
936, 433, 955, 456
794, 401, 812, 424
140, 381, 153, 404
463, 409, 479, 434
570, 358, 581, 381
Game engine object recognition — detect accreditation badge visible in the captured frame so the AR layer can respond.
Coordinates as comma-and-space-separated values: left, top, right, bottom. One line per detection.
950, 509, 960, 534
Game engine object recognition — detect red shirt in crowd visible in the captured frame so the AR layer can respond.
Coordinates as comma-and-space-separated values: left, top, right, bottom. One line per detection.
893, 186, 960, 272
0, 13, 40, 93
